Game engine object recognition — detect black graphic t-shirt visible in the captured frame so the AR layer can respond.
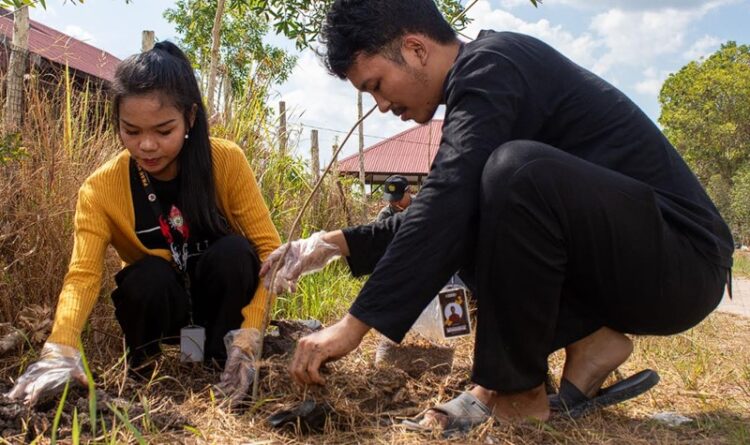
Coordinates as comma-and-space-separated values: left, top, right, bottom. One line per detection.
129, 161, 212, 265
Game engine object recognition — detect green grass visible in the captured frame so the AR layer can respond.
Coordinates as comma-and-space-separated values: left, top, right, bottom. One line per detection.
272, 261, 364, 323
733, 252, 750, 278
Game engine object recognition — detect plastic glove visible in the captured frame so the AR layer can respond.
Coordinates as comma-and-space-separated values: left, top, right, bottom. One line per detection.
260, 231, 342, 294
6, 342, 88, 405
214, 328, 261, 407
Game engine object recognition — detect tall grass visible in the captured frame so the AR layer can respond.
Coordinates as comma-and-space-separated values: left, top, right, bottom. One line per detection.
0, 64, 370, 338
0, 70, 118, 326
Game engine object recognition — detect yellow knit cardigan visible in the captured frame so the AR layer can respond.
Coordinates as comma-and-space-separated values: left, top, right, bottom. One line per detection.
48, 138, 281, 348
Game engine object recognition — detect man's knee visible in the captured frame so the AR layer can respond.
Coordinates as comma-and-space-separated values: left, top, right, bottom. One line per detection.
481, 140, 560, 201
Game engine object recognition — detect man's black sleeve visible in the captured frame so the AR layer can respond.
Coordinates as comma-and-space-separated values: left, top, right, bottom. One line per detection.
343, 210, 406, 276
347, 46, 529, 342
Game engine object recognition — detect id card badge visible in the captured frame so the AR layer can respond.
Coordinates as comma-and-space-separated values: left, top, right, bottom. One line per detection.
438, 285, 472, 339
180, 325, 205, 362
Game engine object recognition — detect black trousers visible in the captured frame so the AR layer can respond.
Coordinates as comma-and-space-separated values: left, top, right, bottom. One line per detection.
112, 234, 260, 366
472, 141, 726, 393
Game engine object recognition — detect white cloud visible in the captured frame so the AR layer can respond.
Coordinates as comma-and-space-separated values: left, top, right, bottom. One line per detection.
684, 34, 722, 60
634, 67, 671, 96
274, 52, 414, 165
499, 0, 533, 9
587, 3, 725, 75
465, 1, 601, 70
550, 0, 736, 11
63, 25, 96, 44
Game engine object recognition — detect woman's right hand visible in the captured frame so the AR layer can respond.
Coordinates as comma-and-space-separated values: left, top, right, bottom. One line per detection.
260, 231, 343, 294
6, 342, 88, 405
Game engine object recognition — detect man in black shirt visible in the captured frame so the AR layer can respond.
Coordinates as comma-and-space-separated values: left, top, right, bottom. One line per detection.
262, 0, 732, 430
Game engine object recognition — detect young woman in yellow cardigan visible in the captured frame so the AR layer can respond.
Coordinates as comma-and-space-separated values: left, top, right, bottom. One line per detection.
7, 42, 280, 406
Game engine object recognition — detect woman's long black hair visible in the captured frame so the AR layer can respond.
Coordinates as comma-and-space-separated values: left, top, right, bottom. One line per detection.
112, 41, 229, 239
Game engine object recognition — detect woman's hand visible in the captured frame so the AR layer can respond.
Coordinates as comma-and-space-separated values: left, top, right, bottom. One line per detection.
260, 231, 345, 294
289, 314, 370, 386
214, 328, 262, 407
6, 342, 88, 405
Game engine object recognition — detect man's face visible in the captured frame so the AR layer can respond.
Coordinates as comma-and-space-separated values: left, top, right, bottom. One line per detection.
389, 193, 411, 211
346, 40, 442, 124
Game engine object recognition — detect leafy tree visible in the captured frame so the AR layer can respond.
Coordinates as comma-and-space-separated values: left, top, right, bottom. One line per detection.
659, 41, 750, 237
659, 42, 750, 185
235, 0, 540, 50
164, 0, 296, 108
731, 166, 750, 243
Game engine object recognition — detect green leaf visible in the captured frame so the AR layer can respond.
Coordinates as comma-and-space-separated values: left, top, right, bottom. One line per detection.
50, 379, 70, 445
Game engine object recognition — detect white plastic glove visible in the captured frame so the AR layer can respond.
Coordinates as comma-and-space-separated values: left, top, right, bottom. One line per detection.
260, 231, 342, 294
6, 342, 88, 405
214, 328, 261, 407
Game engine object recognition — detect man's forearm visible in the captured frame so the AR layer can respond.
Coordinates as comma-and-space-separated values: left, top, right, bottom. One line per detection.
322, 230, 350, 256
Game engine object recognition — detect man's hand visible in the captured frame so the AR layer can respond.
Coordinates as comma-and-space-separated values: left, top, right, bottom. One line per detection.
260, 231, 343, 294
289, 314, 370, 386
6, 342, 88, 405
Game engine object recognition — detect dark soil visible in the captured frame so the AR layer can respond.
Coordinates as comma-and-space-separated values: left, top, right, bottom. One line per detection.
0, 381, 189, 443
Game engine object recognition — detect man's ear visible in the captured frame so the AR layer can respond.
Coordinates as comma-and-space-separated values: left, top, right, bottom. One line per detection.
401, 34, 429, 66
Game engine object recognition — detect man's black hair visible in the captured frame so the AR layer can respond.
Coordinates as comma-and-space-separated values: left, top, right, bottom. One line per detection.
321, 0, 458, 79
112, 41, 229, 239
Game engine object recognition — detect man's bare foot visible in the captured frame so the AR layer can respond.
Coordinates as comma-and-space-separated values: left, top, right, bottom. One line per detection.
418, 383, 550, 429
562, 327, 633, 398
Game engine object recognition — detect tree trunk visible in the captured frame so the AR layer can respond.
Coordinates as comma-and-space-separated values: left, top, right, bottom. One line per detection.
206, 0, 226, 117
3, 6, 29, 132
279, 100, 287, 154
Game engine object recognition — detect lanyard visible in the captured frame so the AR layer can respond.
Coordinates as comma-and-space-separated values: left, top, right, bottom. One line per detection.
134, 161, 194, 324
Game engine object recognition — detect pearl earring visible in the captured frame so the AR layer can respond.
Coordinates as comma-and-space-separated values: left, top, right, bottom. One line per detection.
184, 133, 189, 140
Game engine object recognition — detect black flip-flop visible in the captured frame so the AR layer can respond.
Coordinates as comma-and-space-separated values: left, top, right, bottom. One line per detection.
549, 369, 660, 418
267, 399, 334, 433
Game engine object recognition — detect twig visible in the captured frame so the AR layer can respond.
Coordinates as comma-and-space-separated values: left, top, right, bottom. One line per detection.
252, 104, 377, 400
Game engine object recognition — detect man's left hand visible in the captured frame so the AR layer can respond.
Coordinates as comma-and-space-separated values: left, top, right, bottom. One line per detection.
289, 314, 370, 386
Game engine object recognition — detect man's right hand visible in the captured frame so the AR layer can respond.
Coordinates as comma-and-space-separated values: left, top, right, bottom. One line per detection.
6, 342, 88, 405
289, 314, 370, 386
260, 230, 344, 294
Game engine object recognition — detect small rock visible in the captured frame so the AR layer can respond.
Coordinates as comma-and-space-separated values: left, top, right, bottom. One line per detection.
651, 411, 693, 426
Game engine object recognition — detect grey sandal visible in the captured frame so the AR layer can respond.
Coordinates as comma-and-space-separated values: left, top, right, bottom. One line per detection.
402, 391, 492, 436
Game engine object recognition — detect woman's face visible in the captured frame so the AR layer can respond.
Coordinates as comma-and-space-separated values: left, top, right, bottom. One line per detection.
118, 92, 194, 181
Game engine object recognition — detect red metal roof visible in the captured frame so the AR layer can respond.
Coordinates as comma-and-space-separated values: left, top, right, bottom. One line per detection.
0, 9, 121, 82
338, 119, 443, 176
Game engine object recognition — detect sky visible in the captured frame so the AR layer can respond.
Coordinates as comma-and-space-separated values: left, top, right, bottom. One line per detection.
28, 0, 750, 165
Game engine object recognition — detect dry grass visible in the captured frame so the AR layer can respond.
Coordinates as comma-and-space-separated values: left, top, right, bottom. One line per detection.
1, 311, 748, 444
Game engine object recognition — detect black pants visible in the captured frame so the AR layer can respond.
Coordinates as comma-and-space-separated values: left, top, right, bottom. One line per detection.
472, 141, 726, 393
112, 234, 260, 366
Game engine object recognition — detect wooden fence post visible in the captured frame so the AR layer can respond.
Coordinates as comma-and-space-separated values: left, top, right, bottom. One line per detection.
310, 129, 320, 183
141, 30, 155, 52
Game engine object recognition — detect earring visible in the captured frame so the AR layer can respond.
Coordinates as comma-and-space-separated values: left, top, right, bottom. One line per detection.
184, 133, 189, 140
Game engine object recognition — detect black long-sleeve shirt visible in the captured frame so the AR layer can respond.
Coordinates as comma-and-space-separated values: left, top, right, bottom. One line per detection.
342, 31, 733, 343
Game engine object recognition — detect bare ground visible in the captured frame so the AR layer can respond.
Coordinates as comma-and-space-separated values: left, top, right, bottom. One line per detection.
0, 311, 748, 444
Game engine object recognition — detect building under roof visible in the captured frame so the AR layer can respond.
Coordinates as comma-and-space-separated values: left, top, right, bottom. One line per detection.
338, 119, 443, 187
0, 8, 121, 85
